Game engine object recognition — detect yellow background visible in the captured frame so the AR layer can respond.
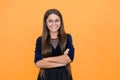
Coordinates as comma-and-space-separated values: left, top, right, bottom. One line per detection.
0, 0, 120, 80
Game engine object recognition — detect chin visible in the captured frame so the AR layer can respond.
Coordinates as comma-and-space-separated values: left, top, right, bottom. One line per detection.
51, 30, 58, 32
50, 28, 59, 31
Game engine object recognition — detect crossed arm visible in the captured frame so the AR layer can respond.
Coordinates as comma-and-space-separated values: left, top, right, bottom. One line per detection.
35, 49, 71, 68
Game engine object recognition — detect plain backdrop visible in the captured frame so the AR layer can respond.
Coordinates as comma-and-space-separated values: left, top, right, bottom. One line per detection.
0, 0, 120, 80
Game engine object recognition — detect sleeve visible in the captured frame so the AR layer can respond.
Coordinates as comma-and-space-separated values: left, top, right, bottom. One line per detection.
66, 34, 75, 61
34, 37, 43, 64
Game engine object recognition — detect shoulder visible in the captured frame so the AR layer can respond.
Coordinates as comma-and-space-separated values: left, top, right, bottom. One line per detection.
67, 33, 73, 40
66, 33, 73, 44
36, 36, 42, 44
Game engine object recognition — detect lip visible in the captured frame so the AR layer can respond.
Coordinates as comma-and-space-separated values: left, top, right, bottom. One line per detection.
50, 26, 58, 28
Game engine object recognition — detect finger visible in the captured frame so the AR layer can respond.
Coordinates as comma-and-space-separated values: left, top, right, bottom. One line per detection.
64, 49, 70, 54
66, 49, 70, 53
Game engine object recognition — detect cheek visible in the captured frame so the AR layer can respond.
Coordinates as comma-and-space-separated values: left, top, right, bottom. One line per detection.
57, 22, 61, 26
46, 23, 51, 28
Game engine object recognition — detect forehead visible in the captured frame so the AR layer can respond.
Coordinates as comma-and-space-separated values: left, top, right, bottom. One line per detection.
47, 14, 60, 20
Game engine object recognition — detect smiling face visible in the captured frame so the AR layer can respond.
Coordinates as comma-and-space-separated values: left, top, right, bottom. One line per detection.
46, 14, 61, 33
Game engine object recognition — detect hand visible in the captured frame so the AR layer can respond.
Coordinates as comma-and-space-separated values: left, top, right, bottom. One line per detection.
64, 48, 70, 55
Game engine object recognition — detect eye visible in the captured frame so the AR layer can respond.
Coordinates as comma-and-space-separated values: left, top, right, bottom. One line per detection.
55, 19, 60, 23
47, 19, 60, 24
47, 20, 53, 23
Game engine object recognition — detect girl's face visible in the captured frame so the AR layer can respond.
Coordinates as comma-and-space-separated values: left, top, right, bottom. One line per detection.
46, 14, 61, 33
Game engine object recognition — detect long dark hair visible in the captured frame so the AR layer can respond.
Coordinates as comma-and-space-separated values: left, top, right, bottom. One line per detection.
40, 8, 71, 77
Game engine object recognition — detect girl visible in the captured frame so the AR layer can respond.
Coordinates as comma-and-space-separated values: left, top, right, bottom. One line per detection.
34, 9, 75, 80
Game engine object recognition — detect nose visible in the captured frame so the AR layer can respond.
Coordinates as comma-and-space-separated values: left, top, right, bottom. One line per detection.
52, 21, 56, 25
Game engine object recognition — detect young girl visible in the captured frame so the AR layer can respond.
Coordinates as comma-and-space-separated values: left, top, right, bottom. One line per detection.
34, 9, 75, 80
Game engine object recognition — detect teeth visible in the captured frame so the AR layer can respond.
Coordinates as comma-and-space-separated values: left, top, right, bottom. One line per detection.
51, 26, 57, 28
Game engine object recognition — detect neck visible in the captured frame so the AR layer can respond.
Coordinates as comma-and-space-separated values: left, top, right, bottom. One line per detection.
50, 31, 58, 39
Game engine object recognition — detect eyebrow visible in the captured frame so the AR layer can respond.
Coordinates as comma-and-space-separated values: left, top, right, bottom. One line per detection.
47, 18, 60, 20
